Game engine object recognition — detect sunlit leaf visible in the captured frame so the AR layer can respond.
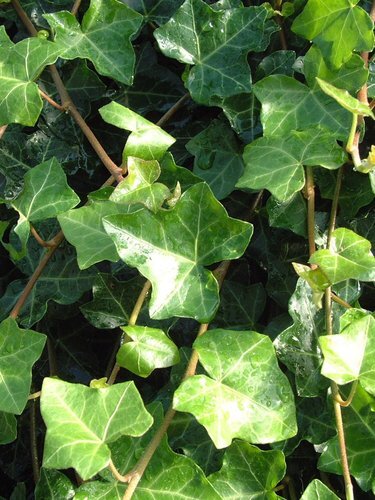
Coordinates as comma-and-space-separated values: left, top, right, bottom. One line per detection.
174, 329, 297, 448
104, 183, 252, 322
40, 377, 153, 480
316, 78, 374, 117
44, 0, 143, 84
0, 318, 46, 414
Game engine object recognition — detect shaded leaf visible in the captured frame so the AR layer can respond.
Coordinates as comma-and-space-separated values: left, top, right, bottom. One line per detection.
0, 412, 17, 444
300, 479, 340, 500
117, 325, 179, 377
40, 377, 153, 480
256, 50, 296, 79
267, 193, 307, 237
174, 329, 297, 448
104, 183, 252, 322
154, 0, 278, 105
0, 130, 31, 201
121, 0, 184, 24
44, 0, 143, 84
208, 441, 286, 499
0, 318, 46, 414
35, 469, 75, 500
237, 128, 346, 202
309, 228, 375, 284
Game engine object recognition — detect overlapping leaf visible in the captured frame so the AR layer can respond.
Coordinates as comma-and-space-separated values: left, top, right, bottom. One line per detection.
35, 469, 75, 500
0, 26, 61, 126
0, 318, 46, 414
40, 377, 153, 480
99, 102, 175, 161
237, 128, 346, 202
117, 325, 179, 377
292, 0, 374, 69
316, 78, 375, 117
208, 441, 286, 499
121, 0, 184, 24
309, 228, 375, 284
267, 193, 307, 237
103, 183, 252, 322
44, 0, 143, 84
0, 412, 17, 444
301, 479, 340, 500
154, 0, 278, 105
174, 329, 297, 448
320, 310, 375, 395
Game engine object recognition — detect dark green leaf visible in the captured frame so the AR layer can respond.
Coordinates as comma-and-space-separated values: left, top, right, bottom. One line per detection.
121, 0, 185, 24
0, 411, 17, 444
35, 469, 75, 500
267, 193, 307, 237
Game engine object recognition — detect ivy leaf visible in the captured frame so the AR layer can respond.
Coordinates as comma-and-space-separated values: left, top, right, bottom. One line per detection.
121, 0, 184, 24
309, 228, 375, 284
319, 311, 375, 395
40, 377, 153, 480
99, 102, 175, 161
273, 279, 328, 397
0, 412, 17, 444
34, 469, 75, 500
117, 325, 179, 377
109, 157, 170, 212
301, 479, 340, 500
186, 119, 244, 199
319, 384, 375, 493
267, 193, 307, 237
237, 128, 346, 202
0, 26, 61, 126
103, 183, 252, 322
174, 329, 297, 448
44, 0, 143, 84
154, 0, 278, 105
208, 441, 286, 499
253, 75, 351, 139
11, 158, 80, 252
292, 0, 374, 69
316, 78, 374, 117
0, 318, 46, 414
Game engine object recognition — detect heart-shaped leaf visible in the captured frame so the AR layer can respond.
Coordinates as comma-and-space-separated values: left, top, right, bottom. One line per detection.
174, 329, 297, 448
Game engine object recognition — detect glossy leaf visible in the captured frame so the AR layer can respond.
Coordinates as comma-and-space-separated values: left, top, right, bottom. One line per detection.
292, 0, 374, 69
0, 412, 17, 444
99, 101, 175, 161
0, 26, 60, 126
44, 0, 143, 84
237, 128, 346, 202
40, 377, 153, 480
253, 75, 351, 139
154, 0, 278, 105
301, 479, 340, 500
121, 0, 184, 24
267, 193, 307, 237
34, 469, 75, 500
208, 441, 286, 499
273, 279, 328, 397
319, 384, 375, 492
0, 318, 46, 414
309, 228, 375, 284
117, 325, 179, 377
104, 183, 252, 322
319, 311, 375, 395
174, 329, 297, 448
186, 119, 244, 199
316, 78, 374, 117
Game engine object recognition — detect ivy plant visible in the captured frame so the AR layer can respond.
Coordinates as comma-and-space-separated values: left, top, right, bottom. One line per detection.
0, 0, 374, 499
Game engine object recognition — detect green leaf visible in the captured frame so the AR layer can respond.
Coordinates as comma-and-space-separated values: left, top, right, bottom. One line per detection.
0, 318, 46, 414
154, 0, 278, 105
99, 101, 175, 161
0, 26, 61, 126
35, 469, 75, 500
174, 329, 297, 448
104, 183, 252, 322
253, 75, 351, 139
237, 128, 346, 202
319, 311, 375, 395
267, 193, 307, 237
318, 384, 375, 492
121, 0, 184, 24
208, 441, 286, 499
40, 377, 153, 480
256, 50, 296, 79
273, 279, 329, 397
0, 130, 31, 201
11, 158, 79, 251
0, 411, 17, 444
117, 325, 179, 377
309, 228, 375, 284
75, 482, 125, 499
300, 479, 340, 500
186, 119, 244, 199
292, 0, 374, 69
80, 273, 143, 329
44, 0, 143, 84
316, 78, 374, 117
109, 157, 170, 212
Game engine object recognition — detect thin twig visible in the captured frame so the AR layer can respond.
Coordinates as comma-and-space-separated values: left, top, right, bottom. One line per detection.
71, 0, 83, 16
29, 399, 40, 483
0, 125, 8, 140
155, 93, 190, 128
39, 89, 65, 112
30, 225, 55, 248
305, 166, 316, 258
28, 391, 41, 400
334, 380, 358, 408
331, 293, 351, 309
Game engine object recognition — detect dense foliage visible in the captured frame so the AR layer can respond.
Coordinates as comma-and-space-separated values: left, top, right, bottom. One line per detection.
0, 0, 374, 499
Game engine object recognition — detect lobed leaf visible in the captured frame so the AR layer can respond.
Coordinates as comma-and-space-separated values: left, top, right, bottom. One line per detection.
300, 479, 340, 500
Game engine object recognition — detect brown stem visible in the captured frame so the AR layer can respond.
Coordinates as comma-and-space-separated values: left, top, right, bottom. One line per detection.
0, 125, 8, 140
39, 89, 65, 111
30, 225, 55, 248
155, 93, 190, 128
71, 0, 83, 15
29, 399, 40, 484
331, 293, 351, 309
28, 390, 41, 400
11, 0, 38, 35
334, 380, 358, 408
305, 166, 316, 258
